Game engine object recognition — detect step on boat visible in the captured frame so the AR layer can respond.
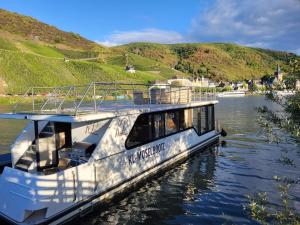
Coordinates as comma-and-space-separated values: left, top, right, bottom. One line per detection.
0, 82, 222, 224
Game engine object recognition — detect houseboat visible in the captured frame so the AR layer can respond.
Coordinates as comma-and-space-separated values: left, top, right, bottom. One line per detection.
0, 82, 223, 224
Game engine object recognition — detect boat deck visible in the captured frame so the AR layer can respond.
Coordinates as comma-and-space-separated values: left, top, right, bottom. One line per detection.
0, 82, 217, 121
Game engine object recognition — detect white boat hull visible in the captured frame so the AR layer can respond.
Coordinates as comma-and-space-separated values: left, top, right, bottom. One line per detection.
217, 91, 246, 97
1, 132, 220, 224
0, 132, 219, 225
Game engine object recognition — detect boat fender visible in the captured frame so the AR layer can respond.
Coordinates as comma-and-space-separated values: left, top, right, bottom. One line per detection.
220, 128, 227, 137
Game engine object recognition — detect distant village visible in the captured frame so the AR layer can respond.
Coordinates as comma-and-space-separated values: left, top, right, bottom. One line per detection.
125, 64, 300, 93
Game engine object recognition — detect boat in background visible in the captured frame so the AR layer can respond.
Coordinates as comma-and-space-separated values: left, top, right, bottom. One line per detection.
273, 90, 295, 97
217, 91, 246, 97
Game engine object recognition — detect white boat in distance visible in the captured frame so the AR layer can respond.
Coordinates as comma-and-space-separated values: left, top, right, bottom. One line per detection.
0, 82, 223, 225
217, 91, 246, 97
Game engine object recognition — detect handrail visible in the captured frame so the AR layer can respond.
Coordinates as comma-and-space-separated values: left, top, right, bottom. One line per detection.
11, 82, 217, 115
74, 82, 94, 115
40, 87, 58, 112
57, 86, 74, 113
12, 88, 31, 113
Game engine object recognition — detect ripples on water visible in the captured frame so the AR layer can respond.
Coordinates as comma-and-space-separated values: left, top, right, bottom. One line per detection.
0, 96, 299, 225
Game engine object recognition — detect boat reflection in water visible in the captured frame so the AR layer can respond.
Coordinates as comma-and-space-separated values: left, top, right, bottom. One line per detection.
75, 146, 218, 225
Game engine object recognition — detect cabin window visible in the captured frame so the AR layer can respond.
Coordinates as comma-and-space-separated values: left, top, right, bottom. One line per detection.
200, 106, 208, 134
126, 114, 152, 148
207, 105, 214, 131
180, 109, 192, 130
165, 111, 179, 135
153, 113, 165, 139
191, 105, 214, 135
125, 104, 215, 149
192, 108, 200, 133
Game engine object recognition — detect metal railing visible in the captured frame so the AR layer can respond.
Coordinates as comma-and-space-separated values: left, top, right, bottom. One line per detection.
12, 82, 217, 115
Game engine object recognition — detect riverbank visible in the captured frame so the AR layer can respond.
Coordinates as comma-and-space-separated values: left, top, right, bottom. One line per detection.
0, 96, 41, 105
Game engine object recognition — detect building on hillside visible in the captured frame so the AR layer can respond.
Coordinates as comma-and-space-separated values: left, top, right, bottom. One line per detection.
232, 81, 248, 91
264, 64, 285, 89
192, 76, 216, 88
248, 79, 264, 90
167, 78, 192, 87
273, 64, 283, 83
217, 81, 229, 88
125, 65, 136, 73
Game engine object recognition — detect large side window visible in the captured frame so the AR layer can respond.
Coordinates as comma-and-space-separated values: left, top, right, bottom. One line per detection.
207, 105, 215, 131
192, 107, 200, 134
180, 109, 192, 130
126, 114, 152, 148
153, 113, 165, 139
200, 106, 207, 134
165, 111, 179, 135
126, 105, 215, 149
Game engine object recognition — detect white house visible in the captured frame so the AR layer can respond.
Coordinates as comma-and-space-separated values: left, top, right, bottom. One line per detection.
192, 76, 216, 88
125, 65, 136, 73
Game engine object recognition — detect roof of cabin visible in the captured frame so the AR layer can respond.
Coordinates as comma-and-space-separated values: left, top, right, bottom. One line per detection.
0, 100, 218, 122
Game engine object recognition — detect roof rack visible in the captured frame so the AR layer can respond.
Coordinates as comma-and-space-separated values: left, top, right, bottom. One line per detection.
11, 82, 217, 116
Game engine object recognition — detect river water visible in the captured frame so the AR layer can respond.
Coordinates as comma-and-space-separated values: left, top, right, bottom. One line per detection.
0, 96, 299, 225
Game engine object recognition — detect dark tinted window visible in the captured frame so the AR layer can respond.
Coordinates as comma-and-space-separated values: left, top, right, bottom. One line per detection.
126, 114, 152, 148
180, 109, 192, 130
200, 106, 207, 134
126, 105, 215, 149
207, 105, 214, 131
153, 113, 165, 139
192, 107, 200, 133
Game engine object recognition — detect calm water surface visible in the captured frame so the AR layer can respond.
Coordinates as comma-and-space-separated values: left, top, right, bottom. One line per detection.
0, 96, 299, 225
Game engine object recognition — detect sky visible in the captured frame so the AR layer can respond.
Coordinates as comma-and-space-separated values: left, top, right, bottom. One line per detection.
0, 0, 299, 54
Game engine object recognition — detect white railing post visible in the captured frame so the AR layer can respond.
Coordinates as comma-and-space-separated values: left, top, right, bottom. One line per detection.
179, 87, 181, 104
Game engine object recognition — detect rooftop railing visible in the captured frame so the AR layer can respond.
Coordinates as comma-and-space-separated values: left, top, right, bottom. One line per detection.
12, 82, 217, 115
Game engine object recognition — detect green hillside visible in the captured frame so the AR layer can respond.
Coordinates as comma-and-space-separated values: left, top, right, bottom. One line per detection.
0, 9, 298, 94
119, 42, 297, 81
0, 50, 170, 94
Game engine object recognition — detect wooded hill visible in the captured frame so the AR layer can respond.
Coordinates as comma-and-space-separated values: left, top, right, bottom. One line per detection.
0, 9, 298, 94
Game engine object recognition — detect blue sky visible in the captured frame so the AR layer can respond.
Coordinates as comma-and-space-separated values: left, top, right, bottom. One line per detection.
0, 0, 299, 54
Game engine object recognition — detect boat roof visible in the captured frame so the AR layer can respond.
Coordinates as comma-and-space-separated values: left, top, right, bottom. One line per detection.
0, 100, 218, 122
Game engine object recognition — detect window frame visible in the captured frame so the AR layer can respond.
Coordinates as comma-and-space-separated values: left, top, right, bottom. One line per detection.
152, 113, 165, 139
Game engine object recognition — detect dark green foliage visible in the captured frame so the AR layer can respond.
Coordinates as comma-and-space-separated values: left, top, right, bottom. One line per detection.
172, 45, 197, 59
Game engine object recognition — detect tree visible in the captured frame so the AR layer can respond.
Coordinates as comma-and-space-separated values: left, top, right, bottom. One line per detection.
257, 59, 300, 140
